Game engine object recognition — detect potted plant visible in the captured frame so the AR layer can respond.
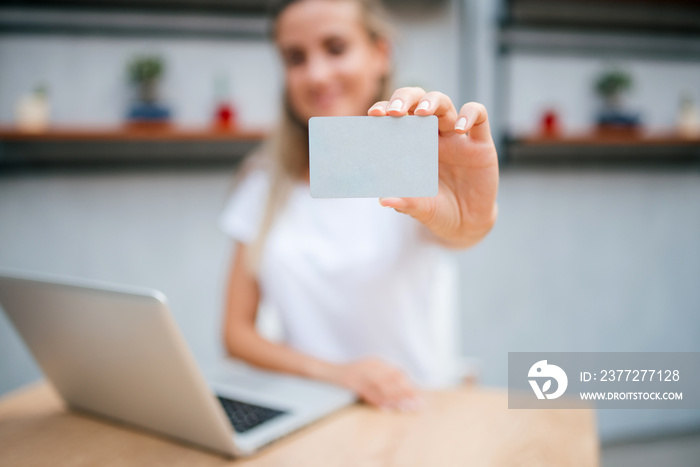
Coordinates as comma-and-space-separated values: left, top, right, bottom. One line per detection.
129, 55, 164, 104
595, 70, 632, 110
126, 54, 170, 124
594, 69, 639, 130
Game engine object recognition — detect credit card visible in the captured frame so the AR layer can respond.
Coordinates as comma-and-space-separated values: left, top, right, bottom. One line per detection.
308, 115, 438, 198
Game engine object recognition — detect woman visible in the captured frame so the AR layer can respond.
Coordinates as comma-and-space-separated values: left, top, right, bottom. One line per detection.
220, 0, 499, 411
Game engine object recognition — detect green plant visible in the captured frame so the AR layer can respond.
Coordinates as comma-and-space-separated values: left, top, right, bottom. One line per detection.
595, 70, 632, 98
128, 55, 164, 84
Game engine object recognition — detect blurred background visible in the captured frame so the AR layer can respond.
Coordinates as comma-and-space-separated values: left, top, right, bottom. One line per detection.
0, 0, 699, 465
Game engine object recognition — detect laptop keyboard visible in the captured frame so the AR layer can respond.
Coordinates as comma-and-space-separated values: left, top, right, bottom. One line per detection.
217, 396, 287, 433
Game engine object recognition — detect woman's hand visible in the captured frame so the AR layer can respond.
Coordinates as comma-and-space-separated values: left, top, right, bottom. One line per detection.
322, 357, 423, 411
368, 87, 499, 249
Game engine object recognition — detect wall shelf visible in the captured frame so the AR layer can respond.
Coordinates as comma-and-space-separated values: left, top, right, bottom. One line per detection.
499, 0, 700, 60
506, 132, 700, 166
499, 27, 700, 61
0, 126, 266, 171
0, 6, 268, 40
503, 0, 700, 33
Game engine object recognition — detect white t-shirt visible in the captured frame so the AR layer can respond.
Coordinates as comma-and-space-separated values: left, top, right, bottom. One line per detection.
219, 166, 458, 387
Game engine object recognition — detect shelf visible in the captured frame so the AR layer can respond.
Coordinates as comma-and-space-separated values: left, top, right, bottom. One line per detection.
0, 126, 266, 141
0, 6, 268, 40
503, 0, 700, 33
499, 27, 700, 60
516, 132, 700, 146
505, 131, 700, 166
0, 126, 266, 170
499, 0, 700, 59
1, 1, 269, 13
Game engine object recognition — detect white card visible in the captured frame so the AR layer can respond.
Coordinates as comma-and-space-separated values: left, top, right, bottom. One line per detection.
308, 115, 438, 198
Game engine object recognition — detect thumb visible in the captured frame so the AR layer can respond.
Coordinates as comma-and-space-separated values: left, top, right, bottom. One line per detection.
379, 197, 435, 224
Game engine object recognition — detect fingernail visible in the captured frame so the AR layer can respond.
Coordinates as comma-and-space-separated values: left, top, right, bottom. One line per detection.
369, 103, 383, 112
455, 117, 467, 131
416, 100, 430, 112
388, 99, 403, 112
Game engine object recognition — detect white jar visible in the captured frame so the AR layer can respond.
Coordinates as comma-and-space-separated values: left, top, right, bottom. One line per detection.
15, 90, 50, 132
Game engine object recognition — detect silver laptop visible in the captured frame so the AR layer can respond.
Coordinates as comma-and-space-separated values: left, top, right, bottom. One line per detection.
0, 269, 355, 457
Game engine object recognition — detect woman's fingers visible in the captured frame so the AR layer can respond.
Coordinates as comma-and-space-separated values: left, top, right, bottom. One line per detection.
391, 375, 422, 410
412, 91, 459, 134
454, 102, 492, 143
386, 87, 427, 116
372, 93, 490, 142
367, 101, 389, 116
352, 362, 422, 411
375, 371, 421, 410
357, 377, 398, 408
377, 89, 460, 135
358, 383, 390, 408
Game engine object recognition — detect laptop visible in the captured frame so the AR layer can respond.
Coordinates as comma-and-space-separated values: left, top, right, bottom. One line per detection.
0, 268, 356, 457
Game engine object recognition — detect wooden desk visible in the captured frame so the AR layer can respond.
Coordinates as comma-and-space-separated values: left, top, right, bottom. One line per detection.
0, 383, 598, 466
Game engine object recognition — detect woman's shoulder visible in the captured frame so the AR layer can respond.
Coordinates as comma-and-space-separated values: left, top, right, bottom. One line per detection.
226, 146, 281, 206
236, 146, 273, 183
223, 146, 274, 205
219, 150, 273, 243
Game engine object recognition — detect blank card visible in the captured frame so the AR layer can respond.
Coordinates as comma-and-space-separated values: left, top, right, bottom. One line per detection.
308, 115, 438, 198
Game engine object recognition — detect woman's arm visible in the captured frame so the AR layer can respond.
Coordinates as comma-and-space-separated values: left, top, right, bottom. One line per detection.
223, 242, 330, 379
223, 242, 422, 410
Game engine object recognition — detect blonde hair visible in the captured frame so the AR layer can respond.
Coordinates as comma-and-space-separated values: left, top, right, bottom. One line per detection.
240, 0, 395, 271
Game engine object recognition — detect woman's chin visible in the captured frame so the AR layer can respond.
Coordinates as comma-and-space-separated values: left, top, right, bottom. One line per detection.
306, 103, 363, 118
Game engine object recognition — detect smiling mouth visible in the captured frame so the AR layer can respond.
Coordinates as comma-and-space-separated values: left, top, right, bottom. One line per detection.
310, 91, 343, 109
